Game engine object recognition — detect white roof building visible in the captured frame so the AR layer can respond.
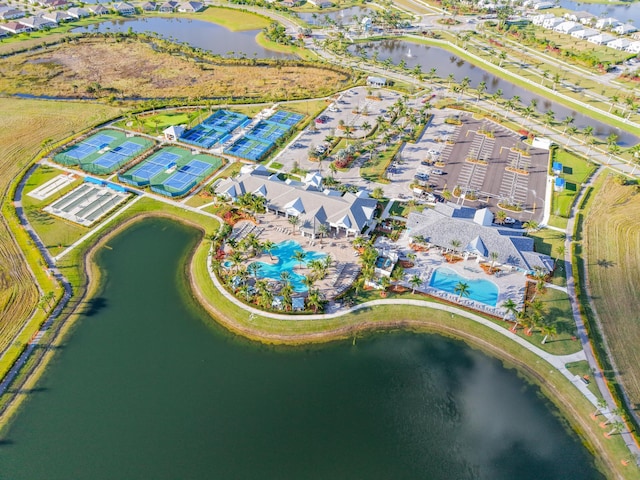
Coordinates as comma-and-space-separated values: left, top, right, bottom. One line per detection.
588, 33, 616, 45
531, 13, 554, 26
572, 28, 598, 39
67, 7, 89, 18
595, 17, 621, 30
19, 15, 57, 30
163, 125, 185, 142
627, 41, 640, 54
565, 11, 594, 24
533, 1, 554, 9
542, 17, 563, 29
613, 23, 637, 35
216, 167, 377, 237
554, 21, 582, 34
608, 38, 631, 50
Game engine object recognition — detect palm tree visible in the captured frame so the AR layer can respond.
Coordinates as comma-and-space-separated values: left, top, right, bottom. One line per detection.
494, 210, 507, 224
262, 239, 275, 260
288, 215, 300, 234
476, 81, 486, 102
248, 262, 261, 280
318, 223, 329, 244
540, 322, 557, 344
293, 250, 306, 271
543, 109, 555, 134
501, 298, 518, 322
390, 266, 405, 290
454, 281, 470, 300
489, 251, 499, 271
306, 289, 323, 313
409, 274, 423, 294
582, 125, 594, 147
302, 275, 315, 292
562, 115, 574, 134
352, 276, 365, 297
592, 398, 608, 418
522, 220, 539, 234
450, 239, 462, 255
606, 421, 625, 438
379, 275, 391, 294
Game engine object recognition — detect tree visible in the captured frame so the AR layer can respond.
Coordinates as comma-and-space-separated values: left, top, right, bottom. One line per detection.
606, 421, 625, 438
489, 251, 499, 270
562, 115, 574, 134
263, 239, 275, 260
592, 398, 608, 419
498, 50, 507, 67
454, 281, 470, 300
409, 274, 423, 294
293, 249, 306, 271
379, 275, 391, 293
543, 109, 555, 133
501, 298, 518, 322
476, 81, 486, 101
540, 322, 557, 344
306, 289, 323, 313
494, 210, 507, 224
371, 187, 384, 199
288, 215, 300, 233
390, 266, 404, 290
318, 223, 329, 244
450, 239, 462, 255
248, 262, 261, 280
522, 220, 539, 234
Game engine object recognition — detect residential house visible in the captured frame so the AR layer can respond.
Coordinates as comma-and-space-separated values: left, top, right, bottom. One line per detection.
87, 5, 109, 15
608, 37, 631, 50
158, 1, 178, 12
0, 21, 30, 34
542, 17, 563, 29
405, 205, 553, 274
280, 0, 302, 7
42, 11, 72, 23
565, 11, 594, 25
533, 1, 554, 9
588, 32, 616, 45
613, 23, 637, 35
141, 2, 157, 11
177, 1, 203, 12
67, 7, 89, 18
627, 41, 640, 54
531, 13, 554, 26
114, 2, 136, 15
306, 0, 333, 8
572, 28, 598, 39
554, 21, 582, 35
0, 7, 24, 20
594, 17, 621, 30
19, 16, 57, 30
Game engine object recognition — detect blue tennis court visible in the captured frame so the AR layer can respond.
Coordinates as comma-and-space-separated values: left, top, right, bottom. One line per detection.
162, 160, 212, 190
269, 111, 303, 127
85, 134, 116, 148
132, 152, 179, 181
93, 142, 145, 169
65, 144, 98, 161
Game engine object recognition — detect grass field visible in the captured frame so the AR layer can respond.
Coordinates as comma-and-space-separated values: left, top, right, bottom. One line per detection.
551, 148, 597, 218
0, 97, 121, 379
583, 174, 640, 411
0, 37, 352, 101
175, 6, 271, 31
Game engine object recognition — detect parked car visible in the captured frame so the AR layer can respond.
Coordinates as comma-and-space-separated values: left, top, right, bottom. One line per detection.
430, 168, 444, 175
414, 173, 430, 181
504, 217, 516, 224
315, 145, 327, 154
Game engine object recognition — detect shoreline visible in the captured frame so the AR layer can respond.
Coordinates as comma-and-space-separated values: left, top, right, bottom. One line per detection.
0, 212, 619, 477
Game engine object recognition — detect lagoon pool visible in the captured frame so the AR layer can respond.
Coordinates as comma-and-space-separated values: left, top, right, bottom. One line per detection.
429, 267, 499, 307
251, 240, 326, 292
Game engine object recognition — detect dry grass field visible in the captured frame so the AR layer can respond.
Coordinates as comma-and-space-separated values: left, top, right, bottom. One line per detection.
0, 37, 352, 100
0, 98, 120, 353
583, 175, 640, 410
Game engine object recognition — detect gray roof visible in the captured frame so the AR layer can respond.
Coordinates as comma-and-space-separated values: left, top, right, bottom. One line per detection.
406, 206, 552, 273
217, 170, 377, 234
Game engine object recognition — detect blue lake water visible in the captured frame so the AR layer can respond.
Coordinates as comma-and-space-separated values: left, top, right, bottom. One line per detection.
557, 0, 640, 25
430, 267, 499, 306
252, 239, 326, 292
72, 17, 292, 58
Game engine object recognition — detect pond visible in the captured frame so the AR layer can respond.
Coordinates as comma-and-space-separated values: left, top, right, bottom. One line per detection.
349, 39, 638, 146
557, 0, 640, 26
72, 17, 293, 59
0, 218, 604, 479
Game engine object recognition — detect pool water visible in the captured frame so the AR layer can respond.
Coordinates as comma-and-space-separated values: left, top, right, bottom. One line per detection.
251, 240, 326, 292
375, 256, 392, 269
429, 267, 499, 306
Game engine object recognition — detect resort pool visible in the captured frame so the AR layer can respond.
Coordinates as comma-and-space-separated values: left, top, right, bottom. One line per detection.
250, 240, 326, 292
429, 267, 499, 307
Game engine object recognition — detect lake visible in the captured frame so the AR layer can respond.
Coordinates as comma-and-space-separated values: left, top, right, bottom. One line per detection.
72, 17, 293, 59
350, 39, 637, 146
0, 218, 604, 479
557, 0, 640, 26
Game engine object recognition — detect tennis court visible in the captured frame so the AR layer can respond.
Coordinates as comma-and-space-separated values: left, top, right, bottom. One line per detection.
269, 111, 303, 127
93, 141, 147, 170
162, 160, 212, 191
55, 132, 116, 164
119, 151, 180, 187
224, 137, 273, 162
245, 120, 288, 144
180, 110, 250, 149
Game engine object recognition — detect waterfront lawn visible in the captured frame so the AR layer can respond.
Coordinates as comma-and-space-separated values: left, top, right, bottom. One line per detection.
583, 174, 640, 412
566, 360, 603, 400
551, 148, 596, 218
182, 6, 271, 31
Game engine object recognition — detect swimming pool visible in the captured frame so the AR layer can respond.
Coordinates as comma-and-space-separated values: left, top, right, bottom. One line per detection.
250, 240, 326, 292
429, 267, 499, 306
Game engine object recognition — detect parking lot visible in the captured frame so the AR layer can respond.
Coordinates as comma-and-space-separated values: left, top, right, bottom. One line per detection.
423, 115, 549, 222
268, 86, 401, 174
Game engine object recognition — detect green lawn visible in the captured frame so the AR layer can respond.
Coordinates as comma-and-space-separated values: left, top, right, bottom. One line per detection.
388, 200, 425, 218
566, 360, 603, 400
168, 7, 271, 31
361, 144, 402, 184
551, 148, 596, 218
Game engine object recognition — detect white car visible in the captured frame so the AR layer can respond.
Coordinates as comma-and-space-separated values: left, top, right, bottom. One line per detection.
504, 217, 516, 224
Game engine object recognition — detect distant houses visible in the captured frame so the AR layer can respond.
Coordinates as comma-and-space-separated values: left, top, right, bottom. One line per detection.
67, 7, 90, 19
367, 76, 387, 88
114, 2, 136, 15
178, 1, 204, 12
0, 21, 30, 34
0, 6, 24, 20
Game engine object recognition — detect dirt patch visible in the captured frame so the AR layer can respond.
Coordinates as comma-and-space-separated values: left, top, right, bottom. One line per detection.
0, 37, 351, 99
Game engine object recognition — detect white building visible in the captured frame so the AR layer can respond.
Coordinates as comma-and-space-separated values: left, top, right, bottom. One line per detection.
613, 23, 637, 35
595, 17, 621, 30
542, 17, 563, 29
627, 41, 640, 54
588, 33, 616, 45
533, 1, 554, 10
572, 28, 598, 39
608, 38, 631, 50
554, 21, 582, 34
531, 13, 554, 26
565, 11, 594, 24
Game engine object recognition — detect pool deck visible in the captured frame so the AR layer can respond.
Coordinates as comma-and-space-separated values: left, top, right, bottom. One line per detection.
227, 213, 363, 300
375, 235, 528, 317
